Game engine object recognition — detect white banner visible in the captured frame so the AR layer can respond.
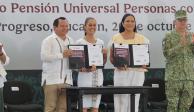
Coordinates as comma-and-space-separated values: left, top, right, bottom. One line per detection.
0, 0, 194, 70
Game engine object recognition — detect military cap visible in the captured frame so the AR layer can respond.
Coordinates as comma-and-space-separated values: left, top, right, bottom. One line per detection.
175, 10, 187, 19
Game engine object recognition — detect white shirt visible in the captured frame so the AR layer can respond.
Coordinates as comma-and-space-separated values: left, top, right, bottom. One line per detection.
41, 33, 74, 85
0, 45, 10, 88
76, 38, 104, 86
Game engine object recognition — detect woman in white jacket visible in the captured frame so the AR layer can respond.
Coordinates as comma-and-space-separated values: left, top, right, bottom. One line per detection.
0, 43, 10, 112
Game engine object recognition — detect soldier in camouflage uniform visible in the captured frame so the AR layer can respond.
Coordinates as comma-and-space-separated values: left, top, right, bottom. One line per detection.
162, 10, 194, 112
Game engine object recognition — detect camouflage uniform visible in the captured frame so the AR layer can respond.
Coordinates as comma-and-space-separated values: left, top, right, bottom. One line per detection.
162, 30, 194, 112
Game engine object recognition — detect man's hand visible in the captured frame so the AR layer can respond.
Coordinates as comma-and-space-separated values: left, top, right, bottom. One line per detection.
63, 49, 72, 57
180, 36, 189, 46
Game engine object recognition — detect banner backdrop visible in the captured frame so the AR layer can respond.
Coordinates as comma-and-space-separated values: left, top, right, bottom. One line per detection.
0, 0, 194, 70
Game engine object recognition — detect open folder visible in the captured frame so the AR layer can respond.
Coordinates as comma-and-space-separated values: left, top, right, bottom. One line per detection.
113, 43, 150, 67
68, 44, 104, 69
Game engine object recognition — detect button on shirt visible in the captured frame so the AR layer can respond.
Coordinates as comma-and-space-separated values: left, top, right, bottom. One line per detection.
41, 33, 74, 85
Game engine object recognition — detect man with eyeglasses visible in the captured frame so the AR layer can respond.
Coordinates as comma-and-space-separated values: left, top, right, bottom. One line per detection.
162, 10, 194, 112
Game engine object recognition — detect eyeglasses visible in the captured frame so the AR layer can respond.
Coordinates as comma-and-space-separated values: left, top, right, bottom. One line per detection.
177, 18, 187, 22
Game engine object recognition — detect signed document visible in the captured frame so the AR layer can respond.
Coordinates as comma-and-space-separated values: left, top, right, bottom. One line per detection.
68, 45, 86, 69
132, 44, 150, 66
87, 44, 104, 68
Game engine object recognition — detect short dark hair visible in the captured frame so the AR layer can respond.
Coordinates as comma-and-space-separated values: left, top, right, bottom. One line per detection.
53, 17, 67, 27
119, 13, 137, 33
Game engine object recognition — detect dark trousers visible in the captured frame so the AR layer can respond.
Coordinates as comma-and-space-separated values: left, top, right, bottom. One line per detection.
0, 87, 4, 112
